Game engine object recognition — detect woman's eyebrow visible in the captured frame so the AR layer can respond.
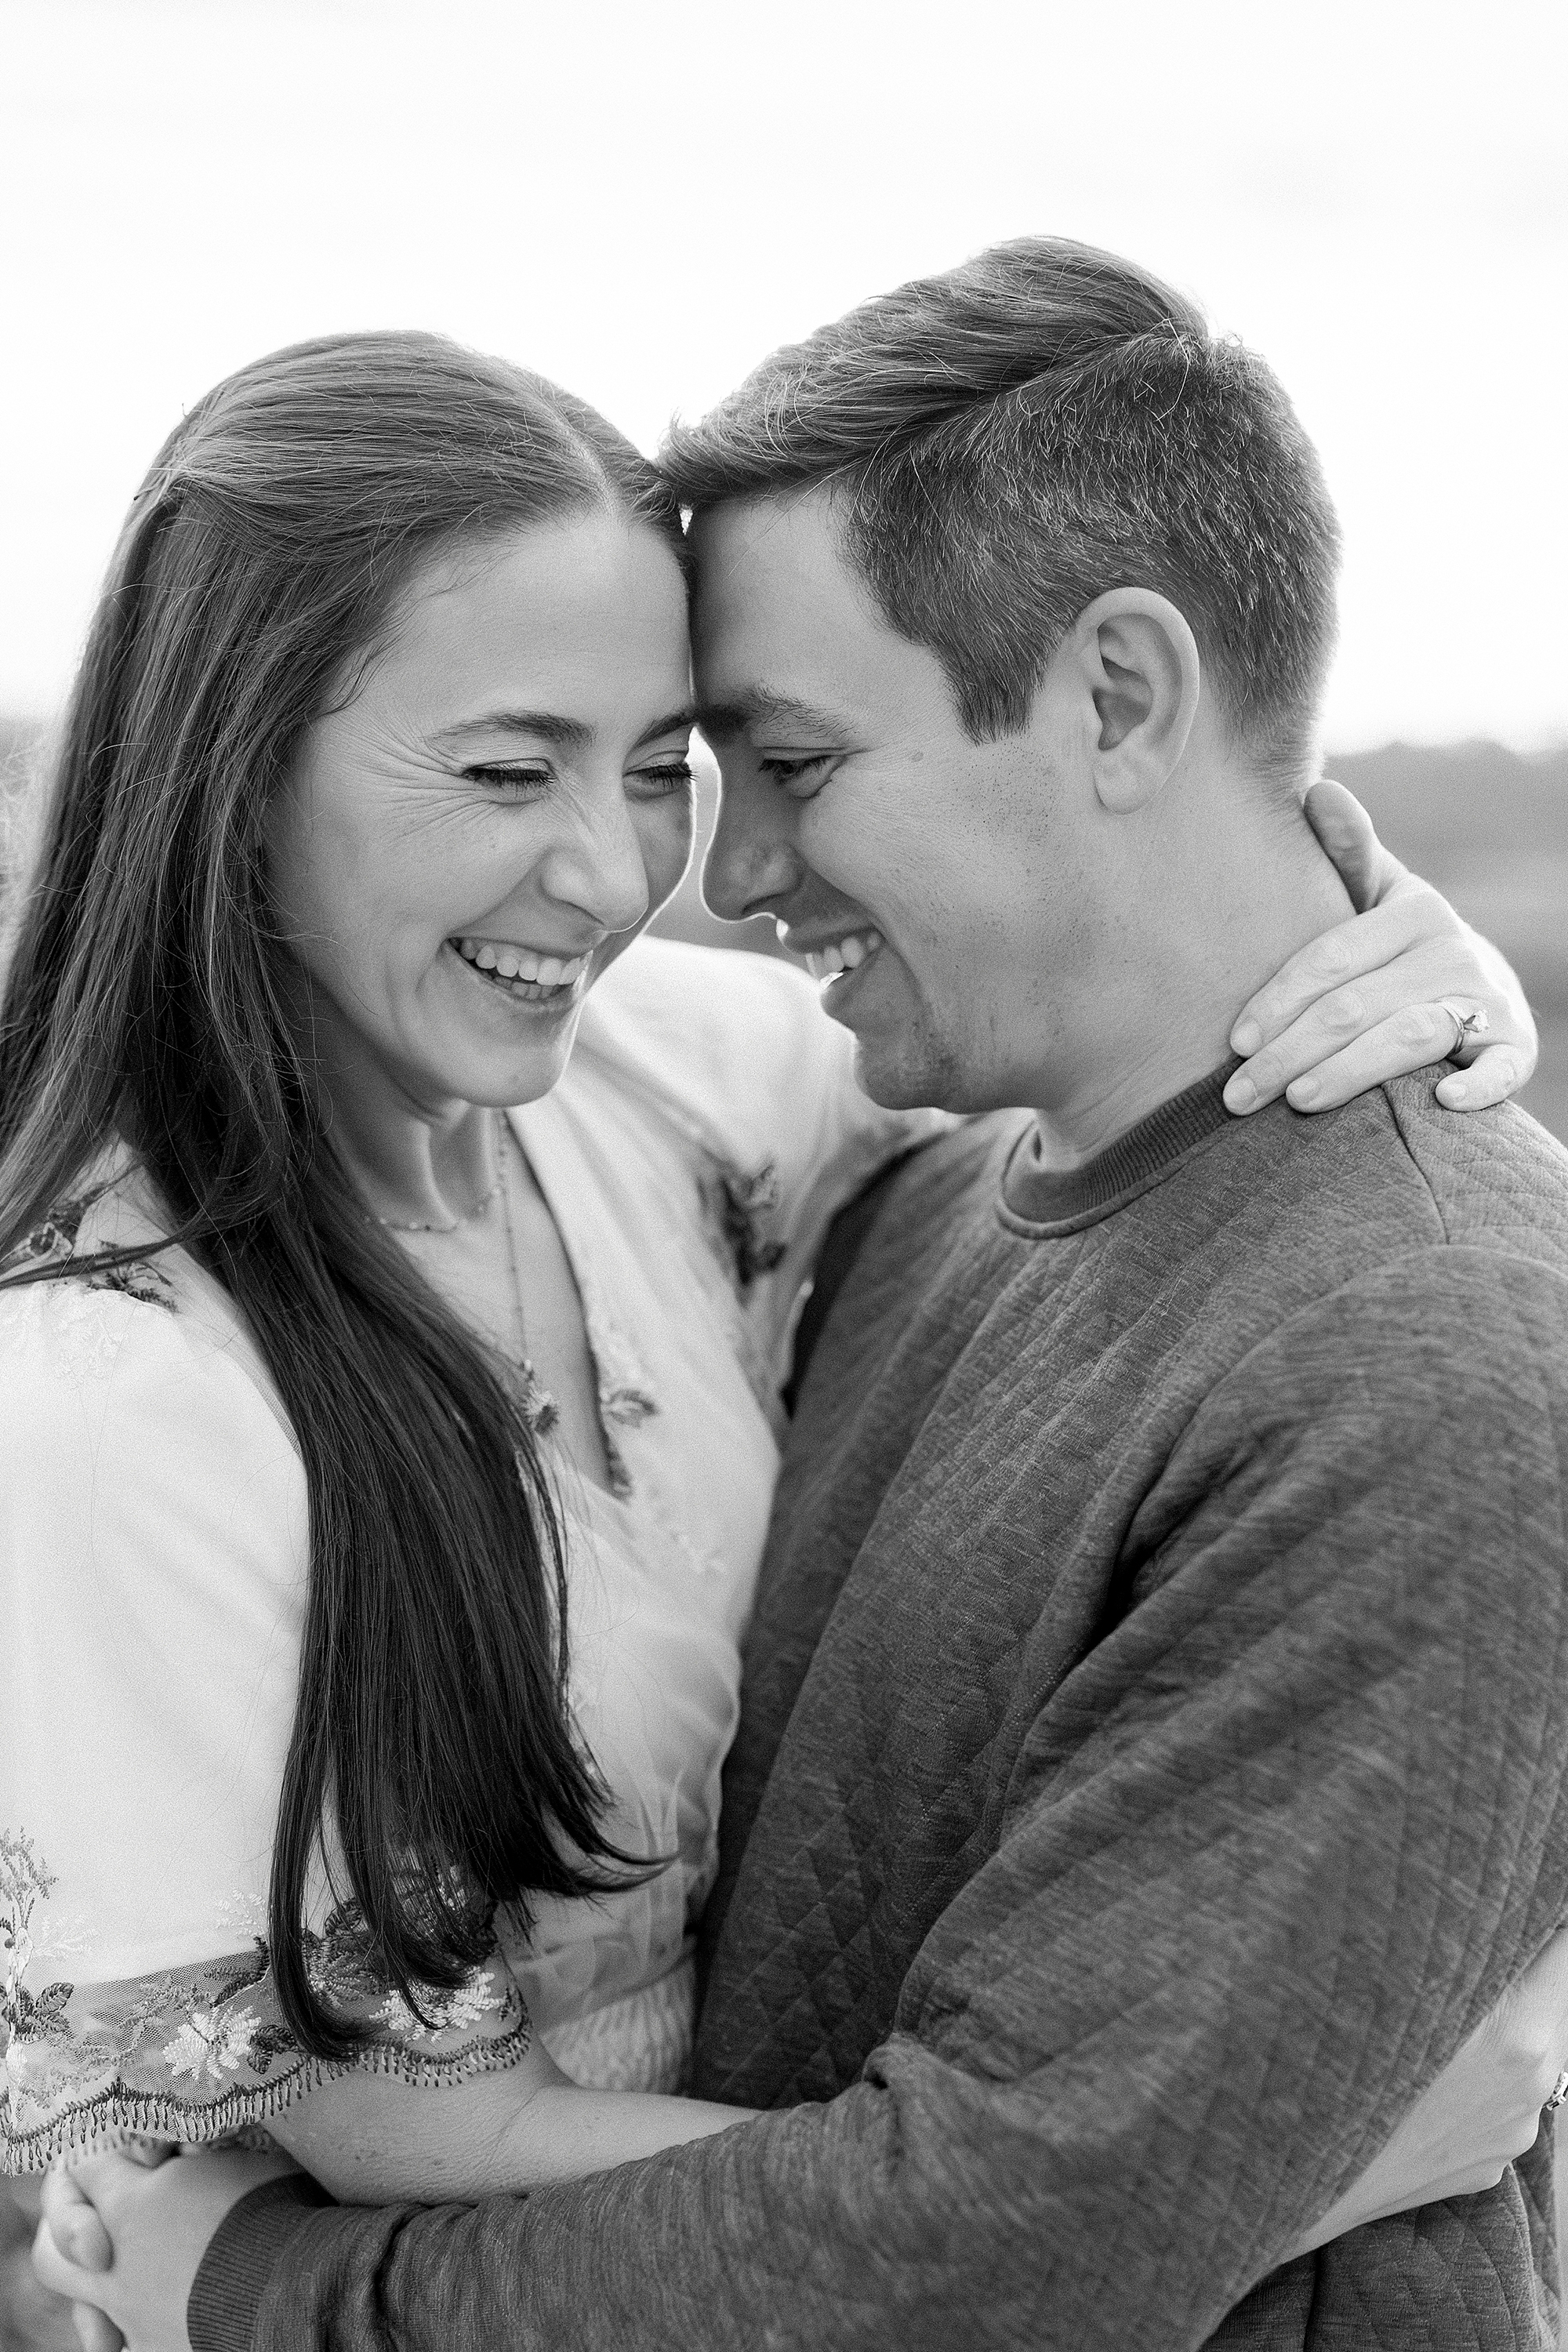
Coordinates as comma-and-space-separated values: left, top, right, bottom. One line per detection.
438, 710, 593, 750
436, 704, 695, 753
632, 705, 698, 748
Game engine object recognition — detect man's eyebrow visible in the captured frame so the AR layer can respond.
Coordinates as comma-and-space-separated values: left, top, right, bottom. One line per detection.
436, 705, 695, 753
696, 689, 848, 742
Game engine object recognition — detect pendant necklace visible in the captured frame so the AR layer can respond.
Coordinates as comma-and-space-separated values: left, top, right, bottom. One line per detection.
369, 1116, 559, 1436
494, 1115, 560, 1437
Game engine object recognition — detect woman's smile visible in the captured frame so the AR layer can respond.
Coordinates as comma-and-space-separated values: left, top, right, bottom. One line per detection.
447, 935, 596, 1008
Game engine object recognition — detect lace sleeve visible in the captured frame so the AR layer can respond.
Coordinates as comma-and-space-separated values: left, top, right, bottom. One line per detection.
2, 1845, 531, 2172
0, 1265, 533, 2174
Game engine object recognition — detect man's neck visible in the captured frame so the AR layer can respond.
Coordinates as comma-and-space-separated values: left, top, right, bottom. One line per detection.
1027, 799, 1354, 1174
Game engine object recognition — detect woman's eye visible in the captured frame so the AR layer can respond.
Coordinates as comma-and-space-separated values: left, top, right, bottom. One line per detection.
465, 764, 551, 799
759, 753, 835, 797
629, 760, 695, 800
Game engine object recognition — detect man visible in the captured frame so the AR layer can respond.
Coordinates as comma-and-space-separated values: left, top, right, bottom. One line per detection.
37, 240, 1568, 2347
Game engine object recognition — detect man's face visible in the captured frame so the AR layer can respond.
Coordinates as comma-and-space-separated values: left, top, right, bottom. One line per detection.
695, 492, 1087, 1112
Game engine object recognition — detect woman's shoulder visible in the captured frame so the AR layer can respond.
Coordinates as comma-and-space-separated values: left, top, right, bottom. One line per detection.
563, 936, 951, 1388
581, 933, 829, 1077
571, 935, 866, 1167
0, 1161, 294, 1451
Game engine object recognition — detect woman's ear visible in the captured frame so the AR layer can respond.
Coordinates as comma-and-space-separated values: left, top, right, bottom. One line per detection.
1069, 588, 1201, 814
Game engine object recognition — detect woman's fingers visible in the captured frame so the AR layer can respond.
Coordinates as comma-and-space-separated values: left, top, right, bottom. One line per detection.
40, 2163, 113, 2274
33, 2210, 95, 2303
71, 2300, 125, 2352
1228, 911, 1537, 1116
1472, 1919, 1568, 2105
1230, 893, 1439, 1061
1279, 1006, 1508, 1116
1302, 779, 1399, 915
1238, 997, 1530, 1117
1436, 1046, 1530, 1112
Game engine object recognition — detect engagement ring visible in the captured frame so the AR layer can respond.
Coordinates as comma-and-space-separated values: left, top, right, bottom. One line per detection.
1437, 1000, 1490, 1061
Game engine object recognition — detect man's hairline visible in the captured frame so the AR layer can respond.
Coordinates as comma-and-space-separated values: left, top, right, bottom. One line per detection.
682, 478, 1321, 772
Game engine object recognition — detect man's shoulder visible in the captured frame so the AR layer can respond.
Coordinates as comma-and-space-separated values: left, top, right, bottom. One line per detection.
839, 1111, 1025, 1302
1172, 1080, 1568, 1416
1164, 1073, 1568, 1308
1376, 1072, 1568, 1271
1167, 1089, 1568, 1516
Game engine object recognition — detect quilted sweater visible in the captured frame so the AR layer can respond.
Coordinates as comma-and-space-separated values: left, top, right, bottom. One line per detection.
197, 1068, 1568, 2351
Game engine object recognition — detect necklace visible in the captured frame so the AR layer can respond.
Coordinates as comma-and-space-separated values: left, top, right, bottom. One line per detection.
494, 1116, 560, 1437
371, 1134, 503, 1234
371, 1114, 560, 1438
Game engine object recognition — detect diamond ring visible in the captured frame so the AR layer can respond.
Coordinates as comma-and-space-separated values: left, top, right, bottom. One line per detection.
1436, 1000, 1490, 1062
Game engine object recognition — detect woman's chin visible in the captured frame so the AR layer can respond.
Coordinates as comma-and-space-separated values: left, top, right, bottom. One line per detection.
425, 941, 593, 1105
445, 1029, 582, 1111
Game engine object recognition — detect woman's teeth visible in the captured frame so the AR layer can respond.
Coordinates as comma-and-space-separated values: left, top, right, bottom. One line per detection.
804, 931, 882, 983
452, 938, 590, 993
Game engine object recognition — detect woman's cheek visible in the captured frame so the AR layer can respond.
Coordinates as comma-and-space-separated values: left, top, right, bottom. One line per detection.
640, 792, 698, 919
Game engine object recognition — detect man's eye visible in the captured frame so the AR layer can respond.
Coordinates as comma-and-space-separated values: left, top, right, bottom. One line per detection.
758, 754, 835, 796
630, 760, 695, 799
466, 764, 550, 799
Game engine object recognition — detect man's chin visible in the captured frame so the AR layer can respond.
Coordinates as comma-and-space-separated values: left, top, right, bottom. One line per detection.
848, 1030, 964, 1116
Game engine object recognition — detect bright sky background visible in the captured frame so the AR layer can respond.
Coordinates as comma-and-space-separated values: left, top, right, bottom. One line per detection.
2, 0, 1564, 748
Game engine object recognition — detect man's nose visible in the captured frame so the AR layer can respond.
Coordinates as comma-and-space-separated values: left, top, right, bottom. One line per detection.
702, 764, 801, 923
540, 782, 651, 935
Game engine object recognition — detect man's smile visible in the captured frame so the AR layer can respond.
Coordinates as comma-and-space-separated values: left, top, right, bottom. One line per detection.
775, 918, 886, 994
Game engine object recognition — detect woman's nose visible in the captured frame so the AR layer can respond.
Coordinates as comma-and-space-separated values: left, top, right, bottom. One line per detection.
541, 784, 652, 935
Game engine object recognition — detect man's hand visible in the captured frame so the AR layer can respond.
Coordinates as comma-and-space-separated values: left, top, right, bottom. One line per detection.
32, 2146, 298, 2352
1283, 1921, 1568, 2261
1225, 779, 1537, 1116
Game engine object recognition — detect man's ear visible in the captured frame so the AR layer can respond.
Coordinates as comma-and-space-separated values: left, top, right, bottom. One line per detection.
1069, 588, 1201, 814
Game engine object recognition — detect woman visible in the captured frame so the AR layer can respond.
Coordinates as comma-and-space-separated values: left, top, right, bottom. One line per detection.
0, 331, 1542, 2234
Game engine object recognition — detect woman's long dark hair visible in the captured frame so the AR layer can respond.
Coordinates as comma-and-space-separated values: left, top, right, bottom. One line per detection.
0, 332, 686, 2056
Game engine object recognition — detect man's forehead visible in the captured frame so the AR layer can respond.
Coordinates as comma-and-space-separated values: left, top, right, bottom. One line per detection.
690, 490, 865, 626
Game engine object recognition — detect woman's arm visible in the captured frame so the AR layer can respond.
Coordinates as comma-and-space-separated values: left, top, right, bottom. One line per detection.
1226, 779, 1537, 1115
33, 2055, 758, 2352
262, 2042, 755, 2204
38, 1923, 1568, 2349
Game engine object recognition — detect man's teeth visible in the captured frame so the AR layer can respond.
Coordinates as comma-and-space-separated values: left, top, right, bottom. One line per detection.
803, 931, 882, 983
454, 939, 589, 988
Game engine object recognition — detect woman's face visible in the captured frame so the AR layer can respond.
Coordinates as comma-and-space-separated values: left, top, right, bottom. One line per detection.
268, 508, 694, 1117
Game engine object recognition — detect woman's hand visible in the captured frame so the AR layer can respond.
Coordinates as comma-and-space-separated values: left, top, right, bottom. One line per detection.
33, 2143, 298, 2352
1224, 779, 1537, 1118
1283, 1922, 1568, 2260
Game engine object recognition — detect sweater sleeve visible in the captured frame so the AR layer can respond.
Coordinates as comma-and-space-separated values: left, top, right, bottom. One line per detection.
201, 1247, 1568, 2351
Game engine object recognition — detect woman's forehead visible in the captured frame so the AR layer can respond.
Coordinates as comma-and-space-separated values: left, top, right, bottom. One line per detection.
358, 514, 692, 735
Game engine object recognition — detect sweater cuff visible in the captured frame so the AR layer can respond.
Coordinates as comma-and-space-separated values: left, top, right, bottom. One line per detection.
187, 2174, 336, 2352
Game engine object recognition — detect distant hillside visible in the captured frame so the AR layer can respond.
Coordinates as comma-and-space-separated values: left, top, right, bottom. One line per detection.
3, 720, 1564, 1139
1321, 744, 1568, 1143
1329, 742, 1568, 1004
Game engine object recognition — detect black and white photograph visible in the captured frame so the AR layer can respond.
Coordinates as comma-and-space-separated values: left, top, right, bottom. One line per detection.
2, 2, 1566, 2345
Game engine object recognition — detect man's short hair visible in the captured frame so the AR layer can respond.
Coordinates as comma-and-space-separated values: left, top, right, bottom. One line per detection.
663, 238, 1341, 779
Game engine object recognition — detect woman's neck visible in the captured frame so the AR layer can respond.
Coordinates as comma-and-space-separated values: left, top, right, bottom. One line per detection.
282, 966, 511, 1229
326, 1085, 503, 1232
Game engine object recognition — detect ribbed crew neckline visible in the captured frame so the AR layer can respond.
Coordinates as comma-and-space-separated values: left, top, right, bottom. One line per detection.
999, 1060, 1240, 1234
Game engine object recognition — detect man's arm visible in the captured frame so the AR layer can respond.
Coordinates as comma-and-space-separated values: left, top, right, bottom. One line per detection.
56, 1246, 1568, 2351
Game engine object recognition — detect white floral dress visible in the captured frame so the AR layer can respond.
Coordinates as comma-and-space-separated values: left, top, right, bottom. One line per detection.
0, 938, 932, 2170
